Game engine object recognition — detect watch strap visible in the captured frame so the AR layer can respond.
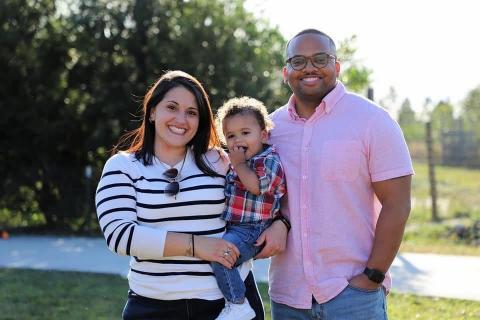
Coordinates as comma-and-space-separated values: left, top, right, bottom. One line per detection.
272, 215, 291, 232
363, 267, 385, 284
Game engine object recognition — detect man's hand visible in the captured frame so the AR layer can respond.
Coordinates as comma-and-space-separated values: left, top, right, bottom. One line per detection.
348, 273, 382, 291
254, 219, 288, 259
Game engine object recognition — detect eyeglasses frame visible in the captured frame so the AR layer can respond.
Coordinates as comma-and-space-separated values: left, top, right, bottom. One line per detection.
285, 52, 337, 71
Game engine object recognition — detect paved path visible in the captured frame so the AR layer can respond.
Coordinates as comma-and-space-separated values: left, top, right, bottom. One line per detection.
1, 236, 480, 301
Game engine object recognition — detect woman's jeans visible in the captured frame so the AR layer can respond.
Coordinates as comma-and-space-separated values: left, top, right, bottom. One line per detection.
122, 271, 264, 320
211, 222, 269, 304
271, 284, 387, 320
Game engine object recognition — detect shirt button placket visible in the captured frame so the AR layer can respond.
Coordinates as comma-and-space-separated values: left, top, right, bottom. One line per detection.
301, 121, 314, 280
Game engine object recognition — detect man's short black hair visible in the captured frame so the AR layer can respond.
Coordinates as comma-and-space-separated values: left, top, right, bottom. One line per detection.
285, 29, 337, 58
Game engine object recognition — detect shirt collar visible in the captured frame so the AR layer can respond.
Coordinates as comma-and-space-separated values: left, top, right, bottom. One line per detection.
287, 81, 346, 120
249, 144, 275, 162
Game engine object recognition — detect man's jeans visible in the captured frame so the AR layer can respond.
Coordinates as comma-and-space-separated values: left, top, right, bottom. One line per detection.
271, 285, 388, 320
212, 221, 269, 304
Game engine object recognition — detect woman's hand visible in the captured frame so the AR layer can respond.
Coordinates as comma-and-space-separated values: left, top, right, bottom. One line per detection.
254, 219, 288, 259
195, 236, 240, 269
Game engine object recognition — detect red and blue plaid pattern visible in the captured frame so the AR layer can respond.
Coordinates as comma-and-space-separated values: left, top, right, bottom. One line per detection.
222, 145, 287, 223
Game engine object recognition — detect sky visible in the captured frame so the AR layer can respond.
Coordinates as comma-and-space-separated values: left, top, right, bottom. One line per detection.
244, 0, 480, 115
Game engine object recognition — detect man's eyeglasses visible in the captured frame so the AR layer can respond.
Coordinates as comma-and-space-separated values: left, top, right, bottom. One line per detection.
163, 168, 180, 197
286, 53, 336, 71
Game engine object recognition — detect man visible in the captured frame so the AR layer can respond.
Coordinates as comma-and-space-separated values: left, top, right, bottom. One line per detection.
266, 29, 414, 319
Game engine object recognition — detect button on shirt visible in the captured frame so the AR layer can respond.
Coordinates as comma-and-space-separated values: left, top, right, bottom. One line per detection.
268, 82, 414, 308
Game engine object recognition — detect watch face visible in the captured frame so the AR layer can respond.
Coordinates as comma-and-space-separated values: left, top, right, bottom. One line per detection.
364, 267, 385, 283
370, 272, 385, 283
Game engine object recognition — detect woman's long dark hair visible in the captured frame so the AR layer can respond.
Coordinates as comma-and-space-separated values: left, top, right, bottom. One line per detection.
114, 70, 221, 176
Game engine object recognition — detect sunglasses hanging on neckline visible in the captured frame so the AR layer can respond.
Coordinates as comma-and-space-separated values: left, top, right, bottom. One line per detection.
163, 168, 180, 197
161, 152, 187, 199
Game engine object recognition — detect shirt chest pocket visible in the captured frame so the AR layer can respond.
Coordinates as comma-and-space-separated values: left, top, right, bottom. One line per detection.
320, 140, 362, 182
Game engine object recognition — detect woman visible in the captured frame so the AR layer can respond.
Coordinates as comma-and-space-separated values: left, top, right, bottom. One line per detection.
95, 70, 266, 319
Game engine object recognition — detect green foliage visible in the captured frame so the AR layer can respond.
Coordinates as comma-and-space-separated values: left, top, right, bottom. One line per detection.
0, 0, 288, 231
462, 85, 480, 139
0, 0, 86, 230
402, 162, 480, 255
410, 162, 480, 224
460, 85, 480, 165
430, 101, 455, 160
397, 98, 425, 142
0, 0, 372, 232
337, 35, 371, 93
393, 87, 480, 166
378, 86, 397, 112
431, 101, 455, 136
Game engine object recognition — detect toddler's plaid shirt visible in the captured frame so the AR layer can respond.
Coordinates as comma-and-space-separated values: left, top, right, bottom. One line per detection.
222, 145, 286, 223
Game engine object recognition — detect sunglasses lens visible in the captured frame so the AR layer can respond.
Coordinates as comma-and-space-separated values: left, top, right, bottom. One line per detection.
165, 181, 179, 197
163, 168, 178, 179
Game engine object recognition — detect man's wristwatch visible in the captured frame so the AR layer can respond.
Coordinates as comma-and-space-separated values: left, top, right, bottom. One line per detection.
363, 267, 385, 284
272, 215, 291, 232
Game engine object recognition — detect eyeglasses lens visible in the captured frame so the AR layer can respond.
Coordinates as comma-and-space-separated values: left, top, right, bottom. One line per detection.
312, 54, 328, 67
290, 57, 306, 70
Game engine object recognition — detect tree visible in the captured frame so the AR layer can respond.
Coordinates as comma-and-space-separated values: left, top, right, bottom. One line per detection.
427, 100, 455, 164
1, 0, 373, 231
1, 0, 288, 231
379, 86, 397, 112
430, 100, 455, 139
0, 0, 83, 230
397, 98, 424, 142
458, 85, 480, 167
336, 35, 371, 94
461, 85, 480, 139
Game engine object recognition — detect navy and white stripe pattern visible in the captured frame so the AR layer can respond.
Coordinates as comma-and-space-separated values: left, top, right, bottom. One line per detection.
95, 148, 249, 300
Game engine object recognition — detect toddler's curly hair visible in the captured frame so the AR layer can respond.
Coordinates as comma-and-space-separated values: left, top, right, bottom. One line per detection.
215, 96, 273, 144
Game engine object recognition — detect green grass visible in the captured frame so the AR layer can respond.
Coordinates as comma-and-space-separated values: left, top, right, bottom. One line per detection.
402, 162, 480, 255
0, 269, 126, 320
410, 162, 480, 222
387, 292, 480, 320
401, 221, 480, 255
1, 269, 479, 320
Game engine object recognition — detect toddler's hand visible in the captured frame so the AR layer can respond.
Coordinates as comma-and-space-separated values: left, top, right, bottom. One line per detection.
228, 146, 247, 167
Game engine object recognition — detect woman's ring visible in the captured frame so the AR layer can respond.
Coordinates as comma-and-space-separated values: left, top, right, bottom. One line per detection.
223, 247, 232, 257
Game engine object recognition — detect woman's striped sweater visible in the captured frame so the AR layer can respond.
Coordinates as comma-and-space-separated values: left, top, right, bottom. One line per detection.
95, 148, 250, 300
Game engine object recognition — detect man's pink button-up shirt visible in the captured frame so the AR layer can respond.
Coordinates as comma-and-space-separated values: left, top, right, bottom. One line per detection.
268, 82, 414, 308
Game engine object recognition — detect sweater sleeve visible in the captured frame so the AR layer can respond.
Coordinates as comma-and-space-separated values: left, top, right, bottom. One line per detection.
95, 153, 167, 258
204, 148, 230, 176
